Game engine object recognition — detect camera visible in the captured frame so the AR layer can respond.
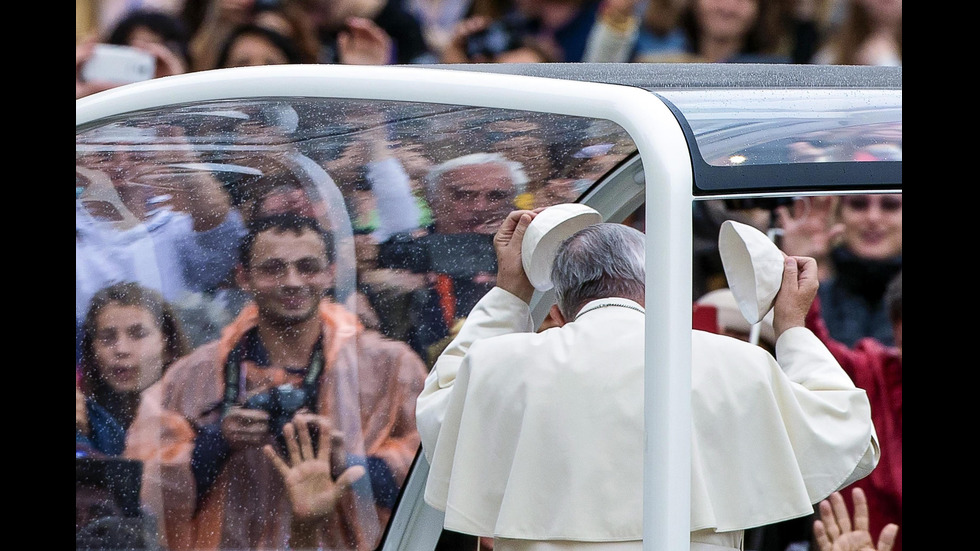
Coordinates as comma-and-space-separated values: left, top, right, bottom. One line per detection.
244, 384, 309, 449
465, 18, 529, 59
376, 231, 431, 273
377, 232, 497, 278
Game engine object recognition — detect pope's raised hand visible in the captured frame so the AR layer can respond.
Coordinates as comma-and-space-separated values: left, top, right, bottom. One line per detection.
493, 208, 544, 303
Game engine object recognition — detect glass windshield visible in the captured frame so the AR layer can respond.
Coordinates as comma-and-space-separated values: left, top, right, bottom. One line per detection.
76, 97, 635, 551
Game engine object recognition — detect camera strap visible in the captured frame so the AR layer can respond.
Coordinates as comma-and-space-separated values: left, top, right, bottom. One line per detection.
222, 328, 325, 415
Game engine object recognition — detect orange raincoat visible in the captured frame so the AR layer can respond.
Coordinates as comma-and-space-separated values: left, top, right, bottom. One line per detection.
125, 301, 427, 550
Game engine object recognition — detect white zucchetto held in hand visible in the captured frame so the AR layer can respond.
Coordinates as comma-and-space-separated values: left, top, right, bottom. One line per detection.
522, 203, 603, 291
718, 220, 785, 324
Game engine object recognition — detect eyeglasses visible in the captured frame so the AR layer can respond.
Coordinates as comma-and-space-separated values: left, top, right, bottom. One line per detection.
253, 257, 326, 278
841, 196, 902, 213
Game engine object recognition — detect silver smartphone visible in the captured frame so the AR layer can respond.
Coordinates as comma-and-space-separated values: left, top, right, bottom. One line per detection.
81, 44, 156, 84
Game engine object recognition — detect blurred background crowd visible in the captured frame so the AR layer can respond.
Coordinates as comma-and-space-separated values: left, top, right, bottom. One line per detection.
77, 0, 900, 98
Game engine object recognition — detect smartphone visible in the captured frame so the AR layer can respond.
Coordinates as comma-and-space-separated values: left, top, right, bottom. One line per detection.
81, 44, 156, 84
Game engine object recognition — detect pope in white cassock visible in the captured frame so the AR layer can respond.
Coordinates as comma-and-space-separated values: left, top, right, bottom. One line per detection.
415, 208, 879, 551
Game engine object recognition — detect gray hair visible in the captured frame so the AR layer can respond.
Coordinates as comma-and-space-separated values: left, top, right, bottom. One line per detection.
552, 223, 645, 319
424, 152, 528, 197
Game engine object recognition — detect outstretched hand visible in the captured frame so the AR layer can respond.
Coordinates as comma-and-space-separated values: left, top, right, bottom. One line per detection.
773, 196, 843, 261
337, 17, 393, 65
441, 15, 492, 63
813, 487, 899, 551
263, 418, 366, 521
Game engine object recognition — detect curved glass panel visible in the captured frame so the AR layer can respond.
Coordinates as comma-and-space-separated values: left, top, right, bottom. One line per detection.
658, 89, 902, 166
76, 96, 635, 551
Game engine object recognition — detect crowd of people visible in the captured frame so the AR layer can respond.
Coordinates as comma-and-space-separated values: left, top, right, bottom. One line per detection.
76, 0, 901, 98
77, 1, 901, 549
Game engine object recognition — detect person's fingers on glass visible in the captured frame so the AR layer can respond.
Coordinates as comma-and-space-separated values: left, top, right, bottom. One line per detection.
813, 487, 898, 551
326, 421, 350, 479
875, 524, 899, 551
846, 487, 898, 551
849, 486, 871, 534
222, 406, 271, 449
284, 418, 307, 464
813, 499, 837, 550
263, 418, 366, 521
828, 490, 852, 535
264, 423, 295, 476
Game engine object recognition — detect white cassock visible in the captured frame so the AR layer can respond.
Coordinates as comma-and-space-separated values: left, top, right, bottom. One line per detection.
416, 287, 879, 551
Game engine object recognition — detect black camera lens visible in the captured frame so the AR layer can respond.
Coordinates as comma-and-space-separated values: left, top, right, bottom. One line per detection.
243, 385, 308, 440
377, 232, 431, 273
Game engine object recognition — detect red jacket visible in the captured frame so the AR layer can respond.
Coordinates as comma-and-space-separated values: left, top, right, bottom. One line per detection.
807, 298, 902, 551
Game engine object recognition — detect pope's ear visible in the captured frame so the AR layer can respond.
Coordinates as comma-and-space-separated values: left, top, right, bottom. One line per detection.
549, 304, 568, 327
536, 304, 567, 332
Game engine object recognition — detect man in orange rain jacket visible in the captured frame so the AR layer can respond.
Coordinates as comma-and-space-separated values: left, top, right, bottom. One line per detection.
125, 213, 426, 550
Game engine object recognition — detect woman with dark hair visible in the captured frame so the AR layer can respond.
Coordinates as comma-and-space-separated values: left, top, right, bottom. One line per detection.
186, 0, 321, 70
76, 281, 191, 455
678, 0, 788, 62
252, 0, 324, 63
107, 9, 192, 67
215, 23, 304, 67
583, 0, 793, 63
811, 0, 901, 65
